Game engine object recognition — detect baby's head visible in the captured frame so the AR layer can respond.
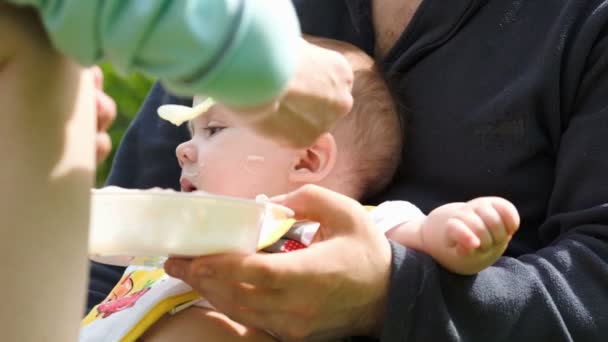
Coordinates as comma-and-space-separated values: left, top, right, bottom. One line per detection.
176, 37, 402, 201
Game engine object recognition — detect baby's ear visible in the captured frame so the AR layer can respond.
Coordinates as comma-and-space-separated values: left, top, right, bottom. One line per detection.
288, 133, 337, 184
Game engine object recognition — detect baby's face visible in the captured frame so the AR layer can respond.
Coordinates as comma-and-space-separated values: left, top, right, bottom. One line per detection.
176, 104, 301, 198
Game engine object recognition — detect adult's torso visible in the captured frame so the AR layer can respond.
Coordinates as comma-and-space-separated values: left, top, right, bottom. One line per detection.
295, 0, 606, 256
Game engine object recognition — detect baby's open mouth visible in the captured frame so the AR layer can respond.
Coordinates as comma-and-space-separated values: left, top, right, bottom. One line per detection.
180, 178, 197, 192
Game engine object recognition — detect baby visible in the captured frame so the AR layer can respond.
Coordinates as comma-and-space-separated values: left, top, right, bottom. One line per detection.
175, 36, 520, 276
142, 38, 520, 340
86, 37, 520, 341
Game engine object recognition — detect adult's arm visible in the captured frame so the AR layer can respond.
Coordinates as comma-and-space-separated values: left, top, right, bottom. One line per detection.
8, 0, 300, 107
382, 10, 608, 341
1, 4, 95, 340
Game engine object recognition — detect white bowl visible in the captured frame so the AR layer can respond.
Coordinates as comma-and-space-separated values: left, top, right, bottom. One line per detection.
88, 188, 293, 264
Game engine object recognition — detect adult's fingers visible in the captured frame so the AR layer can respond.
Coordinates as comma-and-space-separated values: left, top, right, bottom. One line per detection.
95, 131, 112, 164
165, 250, 301, 289
273, 184, 367, 239
90, 65, 104, 89
96, 89, 116, 131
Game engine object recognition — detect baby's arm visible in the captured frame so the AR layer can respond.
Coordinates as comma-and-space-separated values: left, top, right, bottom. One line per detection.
386, 197, 520, 275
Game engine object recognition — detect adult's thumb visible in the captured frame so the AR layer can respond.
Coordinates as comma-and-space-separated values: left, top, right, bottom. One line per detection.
271, 184, 368, 239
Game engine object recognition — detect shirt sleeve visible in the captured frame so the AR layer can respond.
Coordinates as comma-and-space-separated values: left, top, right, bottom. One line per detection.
381, 7, 608, 342
369, 201, 425, 234
8, 0, 300, 107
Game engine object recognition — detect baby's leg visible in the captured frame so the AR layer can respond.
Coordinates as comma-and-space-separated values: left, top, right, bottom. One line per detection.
1, 4, 95, 341
141, 307, 278, 342
421, 197, 520, 275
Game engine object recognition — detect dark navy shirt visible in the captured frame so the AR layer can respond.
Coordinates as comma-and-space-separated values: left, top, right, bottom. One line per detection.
91, 1, 608, 340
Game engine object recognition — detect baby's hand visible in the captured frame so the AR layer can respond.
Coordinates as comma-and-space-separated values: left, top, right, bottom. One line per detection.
423, 197, 520, 274
447, 197, 519, 256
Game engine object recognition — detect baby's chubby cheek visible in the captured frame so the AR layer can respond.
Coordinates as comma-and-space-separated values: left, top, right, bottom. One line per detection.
194, 163, 252, 197
240, 154, 267, 175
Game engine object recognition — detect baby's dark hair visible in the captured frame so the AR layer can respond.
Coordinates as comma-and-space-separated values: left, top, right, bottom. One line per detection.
308, 37, 403, 201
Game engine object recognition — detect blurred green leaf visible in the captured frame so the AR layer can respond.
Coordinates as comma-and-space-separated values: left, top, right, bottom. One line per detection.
96, 63, 154, 186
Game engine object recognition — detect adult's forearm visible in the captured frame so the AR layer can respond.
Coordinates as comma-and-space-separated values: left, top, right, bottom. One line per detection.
8, 0, 301, 107
382, 234, 607, 341
0, 5, 95, 340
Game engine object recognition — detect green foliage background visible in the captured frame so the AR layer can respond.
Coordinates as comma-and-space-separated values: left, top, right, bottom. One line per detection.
96, 64, 154, 186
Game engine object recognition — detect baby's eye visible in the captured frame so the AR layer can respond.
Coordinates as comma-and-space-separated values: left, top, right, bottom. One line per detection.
203, 126, 225, 137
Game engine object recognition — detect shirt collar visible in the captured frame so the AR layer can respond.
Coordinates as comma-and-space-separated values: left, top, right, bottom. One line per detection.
345, 0, 488, 63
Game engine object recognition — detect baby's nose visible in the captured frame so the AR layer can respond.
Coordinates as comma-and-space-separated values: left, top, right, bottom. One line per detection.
176, 142, 197, 167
